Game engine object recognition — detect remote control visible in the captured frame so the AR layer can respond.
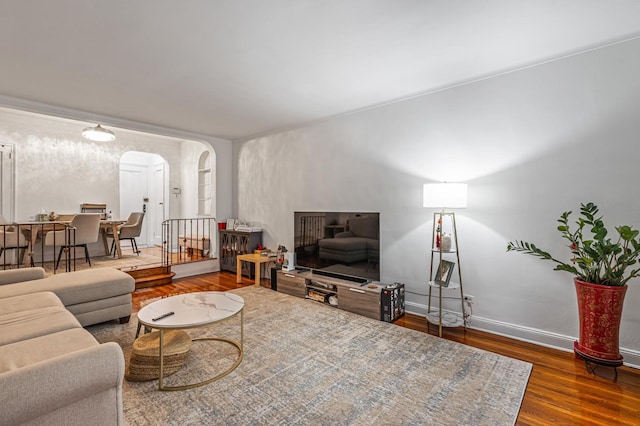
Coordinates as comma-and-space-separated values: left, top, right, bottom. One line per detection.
152, 311, 175, 321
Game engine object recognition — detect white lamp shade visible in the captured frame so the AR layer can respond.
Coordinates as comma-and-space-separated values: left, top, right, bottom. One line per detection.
423, 183, 468, 209
82, 124, 116, 142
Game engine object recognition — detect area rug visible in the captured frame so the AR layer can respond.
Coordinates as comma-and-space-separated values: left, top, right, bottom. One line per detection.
39, 252, 163, 276
88, 287, 531, 425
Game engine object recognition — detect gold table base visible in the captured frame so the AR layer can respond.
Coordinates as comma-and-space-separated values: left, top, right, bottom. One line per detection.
158, 309, 243, 391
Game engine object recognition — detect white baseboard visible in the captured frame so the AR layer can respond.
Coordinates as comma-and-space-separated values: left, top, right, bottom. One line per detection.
405, 301, 640, 369
172, 259, 219, 279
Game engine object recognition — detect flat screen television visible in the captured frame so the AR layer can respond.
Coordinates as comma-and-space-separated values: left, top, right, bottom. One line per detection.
294, 211, 380, 282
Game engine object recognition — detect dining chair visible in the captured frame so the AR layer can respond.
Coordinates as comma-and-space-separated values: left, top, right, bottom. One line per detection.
45, 213, 101, 270
0, 215, 28, 264
108, 212, 145, 256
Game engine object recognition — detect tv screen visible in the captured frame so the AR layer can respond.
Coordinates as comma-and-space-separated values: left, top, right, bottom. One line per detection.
294, 211, 380, 282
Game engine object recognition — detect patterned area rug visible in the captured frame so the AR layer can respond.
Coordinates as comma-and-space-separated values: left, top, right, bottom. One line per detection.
88, 287, 531, 425
39, 252, 163, 276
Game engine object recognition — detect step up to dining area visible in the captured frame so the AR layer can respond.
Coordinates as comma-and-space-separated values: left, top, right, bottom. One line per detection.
121, 265, 176, 290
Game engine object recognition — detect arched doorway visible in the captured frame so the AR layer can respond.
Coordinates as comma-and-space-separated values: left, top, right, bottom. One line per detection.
119, 151, 169, 248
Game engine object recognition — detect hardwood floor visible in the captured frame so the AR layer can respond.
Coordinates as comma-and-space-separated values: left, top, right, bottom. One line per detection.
131, 272, 640, 425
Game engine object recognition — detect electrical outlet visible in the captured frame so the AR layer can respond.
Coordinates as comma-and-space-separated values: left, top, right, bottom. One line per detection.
463, 294, 474, 302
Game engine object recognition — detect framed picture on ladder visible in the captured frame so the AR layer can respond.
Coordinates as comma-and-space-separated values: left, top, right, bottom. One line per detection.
434, 260, 455, 287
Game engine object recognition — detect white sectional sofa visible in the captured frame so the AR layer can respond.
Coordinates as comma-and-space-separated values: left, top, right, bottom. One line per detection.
0, 267, 135, 327
0, 267, 135, 425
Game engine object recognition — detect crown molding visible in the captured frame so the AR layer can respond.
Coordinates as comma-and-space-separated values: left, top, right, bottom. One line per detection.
0, 94, 231, 145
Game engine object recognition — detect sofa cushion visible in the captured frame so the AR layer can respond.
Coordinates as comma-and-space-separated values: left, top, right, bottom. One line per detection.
0, 291, 62, 315
0, 293, 81, 346
67, 294, 133, 327
319, 247, 368, 263
0, 267, 46, 285
0, 328, 98, 373
348, 216, 378, 239
66, 293, 132, 317
319, 237, 368, 251
366, 238, 380, 252
0, 267, 135, 306
335, 231, 354, 238
1, 342, 125, 426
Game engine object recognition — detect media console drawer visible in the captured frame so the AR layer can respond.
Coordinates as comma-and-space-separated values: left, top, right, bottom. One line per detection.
277, 271, 306, 298
275, 270, 387, 322
337, 284, 381, 320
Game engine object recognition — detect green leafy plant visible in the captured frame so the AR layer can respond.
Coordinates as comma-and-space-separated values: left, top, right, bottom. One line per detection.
507, 202, 640, 286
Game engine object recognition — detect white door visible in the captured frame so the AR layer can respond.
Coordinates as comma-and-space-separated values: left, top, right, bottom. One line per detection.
151, 162, 165, 246
0, 144, 14, 220
119, 164, 149, 247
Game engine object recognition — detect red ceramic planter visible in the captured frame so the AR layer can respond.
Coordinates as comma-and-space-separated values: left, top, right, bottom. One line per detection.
573, 278, 627, 365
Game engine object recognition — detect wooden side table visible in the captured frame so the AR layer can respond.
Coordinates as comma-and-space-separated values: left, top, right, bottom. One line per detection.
236, 253, 277, 287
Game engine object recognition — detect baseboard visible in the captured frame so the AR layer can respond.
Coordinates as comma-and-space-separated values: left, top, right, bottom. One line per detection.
172, 259, 219, 279
405, 301, 640, 369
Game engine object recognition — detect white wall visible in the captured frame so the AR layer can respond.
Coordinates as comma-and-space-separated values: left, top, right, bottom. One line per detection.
0, 111, 183, 222
208, 138, 232, 224
180, 140, 215, 218
233, 38, 640, 366
0, 105, 233, 222
0, 99, 234, 228
0, 107, 233, 261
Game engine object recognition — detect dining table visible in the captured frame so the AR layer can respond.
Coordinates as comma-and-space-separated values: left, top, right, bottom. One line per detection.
100, 220, 128, 259
16, 219, 128, 267
16, 221, 70, 269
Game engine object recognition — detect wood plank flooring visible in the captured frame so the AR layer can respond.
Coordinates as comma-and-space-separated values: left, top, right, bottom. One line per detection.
131, 272, 640, 425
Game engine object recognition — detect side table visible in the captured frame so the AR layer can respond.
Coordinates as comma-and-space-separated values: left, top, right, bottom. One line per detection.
236, 253, 277, 287
137, 291, 244, 391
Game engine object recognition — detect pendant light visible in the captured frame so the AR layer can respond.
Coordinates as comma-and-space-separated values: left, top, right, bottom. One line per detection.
82, 124, 116, 142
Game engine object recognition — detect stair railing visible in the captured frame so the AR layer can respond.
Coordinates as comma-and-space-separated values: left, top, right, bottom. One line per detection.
161, 217, 217, 267
1, 222, 76, 273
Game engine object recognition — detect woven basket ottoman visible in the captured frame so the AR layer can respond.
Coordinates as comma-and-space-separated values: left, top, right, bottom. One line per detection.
126, 330, 192, 381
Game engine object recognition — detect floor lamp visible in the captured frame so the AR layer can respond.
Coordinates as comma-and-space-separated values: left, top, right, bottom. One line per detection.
423, 182, 468, 337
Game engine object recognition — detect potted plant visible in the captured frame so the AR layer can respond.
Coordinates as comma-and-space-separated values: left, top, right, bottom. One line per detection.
506, 202, 640, 366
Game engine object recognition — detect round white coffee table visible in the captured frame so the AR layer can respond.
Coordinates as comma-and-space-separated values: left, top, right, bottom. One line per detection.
137, 291, 244, 391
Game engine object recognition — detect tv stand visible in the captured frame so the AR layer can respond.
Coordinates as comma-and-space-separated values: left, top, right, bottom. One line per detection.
311, 268, 369, 284
276, 269, 403, 321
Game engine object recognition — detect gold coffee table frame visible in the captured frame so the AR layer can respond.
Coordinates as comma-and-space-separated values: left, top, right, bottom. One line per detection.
137, 292, 244, 391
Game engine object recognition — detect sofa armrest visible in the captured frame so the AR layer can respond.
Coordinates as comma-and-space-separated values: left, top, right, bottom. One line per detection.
0, 267, 46, 286
0, 342, 125, 425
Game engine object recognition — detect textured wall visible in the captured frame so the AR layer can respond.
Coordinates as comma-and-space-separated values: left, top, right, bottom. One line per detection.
0, 108, 218, 258
0, 117, 183, 221
233, 38, 640, 363
180, 140, 215, 218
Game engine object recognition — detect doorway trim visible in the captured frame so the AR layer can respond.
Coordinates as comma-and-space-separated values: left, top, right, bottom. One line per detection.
119, 151, 169, 248
0, 144, 15, 221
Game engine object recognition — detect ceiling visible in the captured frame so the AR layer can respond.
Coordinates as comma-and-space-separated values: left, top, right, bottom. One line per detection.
2, 1, 640, 141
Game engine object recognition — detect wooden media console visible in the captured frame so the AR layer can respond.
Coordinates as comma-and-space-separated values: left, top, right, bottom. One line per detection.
275, 269, 404, 322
